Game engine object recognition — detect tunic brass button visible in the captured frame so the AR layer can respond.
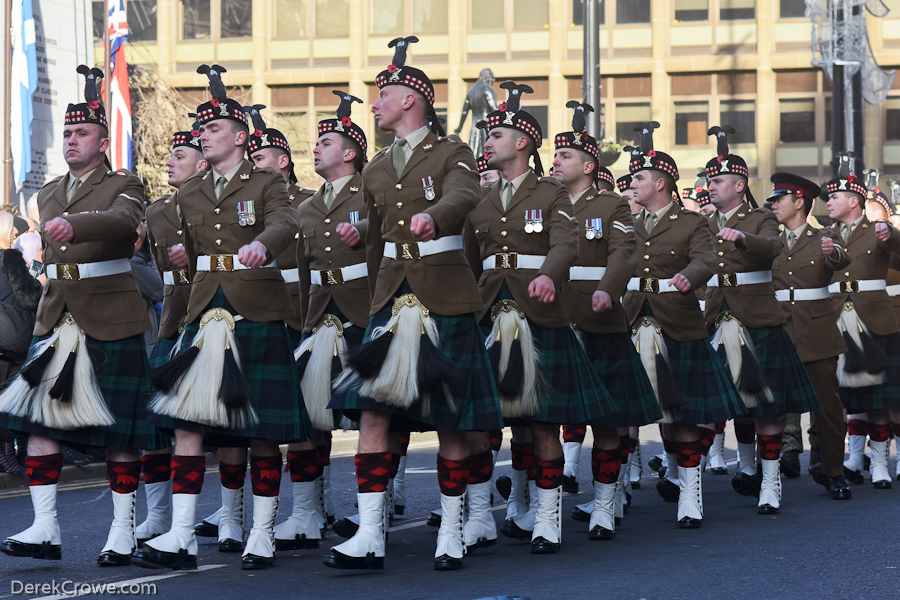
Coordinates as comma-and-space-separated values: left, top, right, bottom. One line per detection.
718, 262, 724, 268
501, 231, 508, 237
187, 223, 191, 227
325, 247, 332, 252
717, 251, 723, 257
396, 184, 402, 190
501, 217, 508, 223
60, 245, 66, 252
643, 267, 650, 273
324, 232, 331, 237
474, 230, 479, 234
396, 202, 403, 209
644, 241, 650, 247
324, 218, 331, 224
788, 271, 793, 275
643, 255, 649, 260
214, 208, 221, 214
502, 246, 508, 251
215, 224, 222, 230
62, 212, 68, 216
154, 242, 159, 248
670, 250, 675, 255
176, 230, 183, 235
845, 272, 850, 277
718, 239, 723, 244
787, 256, 792, 261
215, 239, 222, 246
398, 220, 405, 228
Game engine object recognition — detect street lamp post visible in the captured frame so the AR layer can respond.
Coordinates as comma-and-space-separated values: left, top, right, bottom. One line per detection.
583, 0, 601, 141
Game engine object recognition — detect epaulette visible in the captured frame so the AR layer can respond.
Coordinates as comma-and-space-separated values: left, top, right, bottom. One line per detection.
373, 147, 390, 158
440, 135, 461, 144
40, 175, 65, 192
106, 168, 133, 177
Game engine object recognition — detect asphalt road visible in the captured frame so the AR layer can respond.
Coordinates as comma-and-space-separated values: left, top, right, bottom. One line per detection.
0, 422, 898, 600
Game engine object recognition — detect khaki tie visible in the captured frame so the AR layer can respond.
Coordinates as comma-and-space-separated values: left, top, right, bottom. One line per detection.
215, 176, 227, 199
66, 177, 81, 203
392, 138, 408, 178
717, 212, 727, 230
787, 231, 797, 250
644, 212, 658, 235
841, 223, 853, 242
502, 181, 514, 210
323, 183, 335, 210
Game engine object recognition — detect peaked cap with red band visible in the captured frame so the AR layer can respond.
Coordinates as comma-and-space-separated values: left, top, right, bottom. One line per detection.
317, 90, 368, 162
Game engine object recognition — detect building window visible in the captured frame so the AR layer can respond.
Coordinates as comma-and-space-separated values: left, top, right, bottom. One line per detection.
472, 0, 504, 29
675, 0, 708, 22
276, 0, 308, 38
317, 0, 349, 36
128, 0, 158, 42
720, 0, 754, 20
182, 0, 211, 39
220, 0, 251, 38
373, 0, 448, 35
720, 100, 755, 144
779, 99, 816, 143
372, 0, 403, 35
886, 98, 900, 141
675, 101, 709, 146
414, 0, 448, 33
514, 0, 549, 29
572, 0, 605, 26
92, 1, 104, 43
617, 0, 650, 24
615, 103, 651, 145
780, 0, 806, 18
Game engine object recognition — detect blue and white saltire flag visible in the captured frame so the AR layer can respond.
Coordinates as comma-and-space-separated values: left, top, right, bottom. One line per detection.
10, 0, 37, 191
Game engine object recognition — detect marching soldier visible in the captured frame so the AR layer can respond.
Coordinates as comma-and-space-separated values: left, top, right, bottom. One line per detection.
477, 153, 500, 188
463, 84, 615, 553
621, 122, 745, 528
324, 38, 503, 572
768, 172, 853, 500
617, 174, 639, 214
701, 126, 819, 515
824, 156, 900, 489
137, 123, 209, 546
275, 93, 370, 551
0, 65, 168, 565
551, 102, 661, 540
133, 65, 309, 571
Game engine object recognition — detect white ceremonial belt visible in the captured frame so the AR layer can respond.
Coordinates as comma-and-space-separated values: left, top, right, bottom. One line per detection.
383, 236, 463, 260
47, 258, 131, 281
774, 287, 830, 302
827, 279, 887, 294
887, 284, 900, 297
482, 253, 546, 270
705, 270, 772, 288
196, 255, 275, 272
568, 266, 608, 281
162, 269, 191, 286
280, 268, 300, 284
626, 276, 681, 293
310, 262, 368, 286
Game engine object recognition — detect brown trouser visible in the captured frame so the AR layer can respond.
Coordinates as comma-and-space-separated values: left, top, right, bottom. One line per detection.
805, 357, 846, 478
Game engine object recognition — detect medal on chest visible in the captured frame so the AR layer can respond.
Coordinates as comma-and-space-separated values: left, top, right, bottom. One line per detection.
422, 176, 436, 201
349, 210, 360, 225
585, 218, 602, 240
237, 201, 256, 226
524, 209, 543, 234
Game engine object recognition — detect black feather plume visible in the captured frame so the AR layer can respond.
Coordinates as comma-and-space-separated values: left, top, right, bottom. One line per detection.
838, 152, 856, 179
219, 346, 252, 410
197, 64, 228, 103
150, 345, 200, 393
499, 82, 534, 112
417, 334, 461, 396
20, 346, 56, 388
333, 90, 363, 120
76, 65, 103, 105
48, 352, 77, 404
566, 100, 594, 133
241, 105, 267, 134
708, 125, 735, 157
388, 36, 420, 67
633, 122, 660, 154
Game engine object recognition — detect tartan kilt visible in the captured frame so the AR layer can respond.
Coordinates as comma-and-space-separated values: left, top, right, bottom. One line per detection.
490, 284, 615, 427
330, 281, 503, 432
0, 333, 170, 451
150, 287, 312, 445
640, 301, 747, 424
741, 325, 820, 417
149, 334, 178, 370
581, 331, 663, 427
839, 331, 900, 412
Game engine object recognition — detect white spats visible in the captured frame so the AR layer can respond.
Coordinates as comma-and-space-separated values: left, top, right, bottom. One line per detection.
506, 468, 529, 520
9, 484, 61, 546
331, 491, 385, 559
708, 433, 727, 471
532, 486, 563, 545
737, 442, 757, 476
589, 481, 616, 534
511, 480, 539, 532
435, 493, 466, 560
463, 482, 497, 550
243, 495, 279, 559
758, 459, 782, 510
143, 493, 199, 557
136, 481, 172, 542
676, 466, 703, 523
274, 481, 321, 545
218, 486, 244, 545
844, 433, 866, 474
562, 442, 582, 479
101, 491, 137, 556
869, 440, 891, 485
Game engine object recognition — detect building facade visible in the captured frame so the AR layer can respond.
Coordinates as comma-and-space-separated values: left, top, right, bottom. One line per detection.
100, 0, 900, 202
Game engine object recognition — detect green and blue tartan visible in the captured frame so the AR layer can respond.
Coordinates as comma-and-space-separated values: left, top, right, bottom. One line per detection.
839, 331, 900, 412
489, 284, 616, 426
739, 325, 820, 417
581, 330, 663, 427
640, 301, 747, 424
0, 333, 170, 451
149, 334, 178, 370
150, 287, 312, 445
331, 281, 504, 432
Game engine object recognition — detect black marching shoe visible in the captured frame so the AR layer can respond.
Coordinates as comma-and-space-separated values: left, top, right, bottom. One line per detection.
731, 472, 762, 497
562, 475, 579, 494
426, 511, 442, 527
322, 548, 384, 570
332, 517, 360, 539
194, 520, 219, 538
241, 553, 275, 570
843, 466, 864, 485
131, 546, 197, 571
678, 517, 702, 529
531, 536, 560, 554
656, 478, 680, 503
588, 526, 615, 541
826, 476, 852, 500
809, 464, 829, 487
499, 517, 531, 540
97, 550, 131, 566
570, 506, 590, 523
434, 554, 463, 570
757, 504, 779, 515
873, 478, 892, 490
648, 455, 663, 473
0, 539, 61, 561
275, 534, 319, 551
495, 475, 512, 501
394, 505, 405, 516
218, 538, 242, 553
780, 450, 801, 478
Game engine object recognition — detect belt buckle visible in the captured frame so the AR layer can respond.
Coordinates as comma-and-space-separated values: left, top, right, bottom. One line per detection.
214, 255, 234, 271
324, 269, 344, 285
399, 242, 420, 260
496, 252, 517, 269
58, 264, 80, 281
175, 269, 190, 285
641, 277, 659, 293
844, 280, 858, 293
789, 289, 795, 302
718, 273, 735, 287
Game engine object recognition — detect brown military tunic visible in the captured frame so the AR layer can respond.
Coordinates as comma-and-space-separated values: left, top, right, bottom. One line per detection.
177, 160, 298, 323
275, 182, 315, 332
364, 132, 483, 316
885, 253, 900, 324
463, 172, 578, 328
146, 194, 192, 340
296, 173, 370, 333
36, 168, 150, 340
703, 202, 785, 328
622, 202, 714, 342
559, 188, 635, 334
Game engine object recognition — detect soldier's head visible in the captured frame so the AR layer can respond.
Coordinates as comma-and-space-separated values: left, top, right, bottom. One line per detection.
707, 173, 747, 213
631, 169, 677, 211
372, 85, 429, 134
768, 172, 820, 225
552, 147, 596, 192
198, 118, 248, 167
62, 123, 110, 175
484, 127, 533, 175
314, 132, 362, 182
166, 146, 206, 188
827, 190, 864, 224
250, 147, 292, 182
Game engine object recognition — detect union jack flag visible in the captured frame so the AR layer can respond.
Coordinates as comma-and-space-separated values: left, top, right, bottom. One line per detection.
103, 0, 132, 171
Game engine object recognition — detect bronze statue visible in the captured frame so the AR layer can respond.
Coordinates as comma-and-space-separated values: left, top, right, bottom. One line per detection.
454, 69, 498, 157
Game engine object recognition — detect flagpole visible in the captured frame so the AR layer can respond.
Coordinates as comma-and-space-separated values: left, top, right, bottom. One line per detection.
3, 0, 13, 206
103, 0, 110, 115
